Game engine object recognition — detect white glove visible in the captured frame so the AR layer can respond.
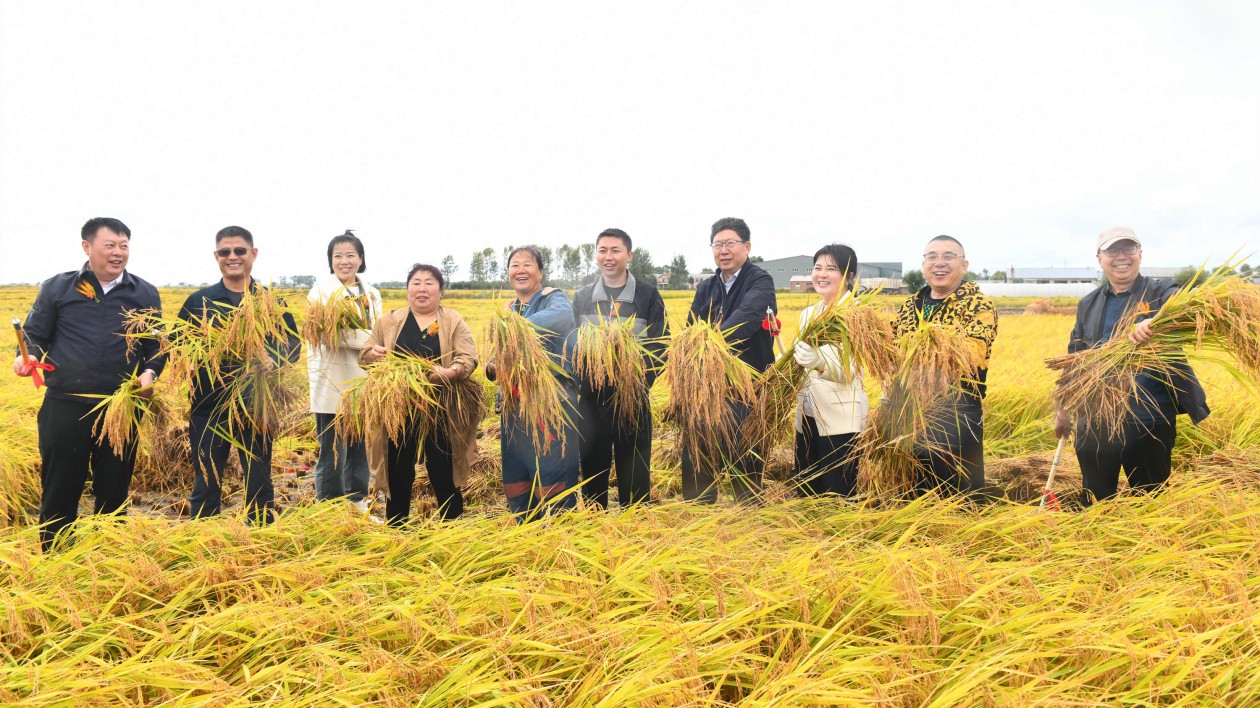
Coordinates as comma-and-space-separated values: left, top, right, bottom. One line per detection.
793, 341, 821, 369
817, 345, 849, 382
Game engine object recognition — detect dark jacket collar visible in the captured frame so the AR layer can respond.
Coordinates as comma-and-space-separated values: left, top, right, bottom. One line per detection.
78, 262, 135, 288
591, 273, 637, 303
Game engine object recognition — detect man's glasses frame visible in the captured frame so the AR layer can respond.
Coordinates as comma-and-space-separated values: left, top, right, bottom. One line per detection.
215, 247, 250, 258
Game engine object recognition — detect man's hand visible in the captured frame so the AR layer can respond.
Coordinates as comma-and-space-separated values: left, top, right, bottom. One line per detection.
138, 370, 156, 388
1053, 408, 1073, 439
1129, 318, 1155, 344
13, 355, 29, 376
428, 366, 455, 384
362, 345, 388, 364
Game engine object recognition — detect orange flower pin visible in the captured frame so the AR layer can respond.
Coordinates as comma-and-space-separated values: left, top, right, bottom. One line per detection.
75, 280, 100, 302
1136, 300, 1151, 315
426, 321, 440, 336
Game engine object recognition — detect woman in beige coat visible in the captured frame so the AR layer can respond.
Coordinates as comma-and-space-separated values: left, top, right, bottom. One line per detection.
360, 264, 480, 523
792, 244, 870, 497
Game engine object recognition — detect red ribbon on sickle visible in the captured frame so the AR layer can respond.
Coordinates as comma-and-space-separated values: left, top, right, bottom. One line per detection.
761, 312, 781, 336
18, 360, 55, 389
1042, 489, 1061, 512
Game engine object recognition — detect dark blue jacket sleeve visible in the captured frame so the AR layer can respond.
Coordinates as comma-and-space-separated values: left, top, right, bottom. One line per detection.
20, 276, 61, 360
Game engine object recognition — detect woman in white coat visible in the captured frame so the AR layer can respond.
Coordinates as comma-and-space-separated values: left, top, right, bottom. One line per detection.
793, 244, 869, 497
307, 230, 383, 509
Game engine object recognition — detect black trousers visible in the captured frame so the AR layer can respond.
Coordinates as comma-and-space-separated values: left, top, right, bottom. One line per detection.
387, 422, 461, 524
37, 395, 138, 551
189, 410, 275, 524
1075, 419, 1176, 506
913, 399, 986, 498
681, 398, 762, 505
578, 390, 653, 508
794, 416, 859, 497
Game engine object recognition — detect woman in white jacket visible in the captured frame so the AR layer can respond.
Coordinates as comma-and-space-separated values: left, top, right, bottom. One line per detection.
793, 244, 869, 497
307, 231, 383, 509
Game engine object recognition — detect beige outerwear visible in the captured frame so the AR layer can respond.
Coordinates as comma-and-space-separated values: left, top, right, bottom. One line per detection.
794, 298, 870, 436
359, 306, 481, 495
306, 275, 384, 414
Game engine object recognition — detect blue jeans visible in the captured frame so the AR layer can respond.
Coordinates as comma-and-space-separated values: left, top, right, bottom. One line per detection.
501, 380, 580, 523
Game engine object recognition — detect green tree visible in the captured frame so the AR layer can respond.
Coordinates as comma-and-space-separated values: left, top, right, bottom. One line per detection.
469, 251, 488, 282
903, 269, 925, 291
749, 255, 765, 264
992, 270, 1007, 282
629, 248, 656, 284
440, 255, 458, 283
668, 254, 689, 290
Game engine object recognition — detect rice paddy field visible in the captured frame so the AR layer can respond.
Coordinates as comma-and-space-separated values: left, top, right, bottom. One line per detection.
2, 284, 1259, 705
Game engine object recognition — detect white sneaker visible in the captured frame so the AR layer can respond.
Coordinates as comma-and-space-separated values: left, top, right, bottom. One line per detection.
353, 499, 369, 513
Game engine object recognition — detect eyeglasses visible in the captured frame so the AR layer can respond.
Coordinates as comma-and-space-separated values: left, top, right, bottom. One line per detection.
1100, 244, 1140, 256
923, 252, 963, 263
711, 239, 746, 250
215, 247, 250, 258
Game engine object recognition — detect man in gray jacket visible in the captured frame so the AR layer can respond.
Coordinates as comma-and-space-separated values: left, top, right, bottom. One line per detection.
1053, 227, 1209, 505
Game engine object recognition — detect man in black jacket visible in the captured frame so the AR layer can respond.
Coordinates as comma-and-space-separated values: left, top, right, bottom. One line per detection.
572, 228, 669, 508
1053, 227, 1210, 505
178, 226, 300, 523
14, 218, 165, 550
682, 217, 778, 503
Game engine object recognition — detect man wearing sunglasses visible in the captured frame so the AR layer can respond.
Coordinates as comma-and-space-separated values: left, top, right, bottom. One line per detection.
1053, 227, 1209, 506
177, 226, 300, 524
15, 217, 166, 551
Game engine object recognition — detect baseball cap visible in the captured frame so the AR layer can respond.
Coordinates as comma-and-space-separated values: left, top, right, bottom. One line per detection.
1097, 226, 1141, 252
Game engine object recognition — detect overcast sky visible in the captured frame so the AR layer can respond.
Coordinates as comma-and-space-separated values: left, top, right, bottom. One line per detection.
1, 1, 1256, 286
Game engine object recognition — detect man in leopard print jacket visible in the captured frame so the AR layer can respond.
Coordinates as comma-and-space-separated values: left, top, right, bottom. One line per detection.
892, 235, 998, 499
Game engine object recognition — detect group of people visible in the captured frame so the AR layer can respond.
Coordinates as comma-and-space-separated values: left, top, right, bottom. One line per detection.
16, 217, 1208, 551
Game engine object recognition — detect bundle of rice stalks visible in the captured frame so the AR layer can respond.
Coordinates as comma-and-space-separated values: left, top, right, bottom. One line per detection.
746, 294, 898, 448
488, 310, 571, 455
1048, 265, 1260, 436
336, 351, 441, 445
123, 289, 301, 442
663, 320, 757, 472
81, 371, 155, 458
301, 289, 371, 353
133, 386, 194, 494
856, 318, 986, 497
569, 318, 655, 423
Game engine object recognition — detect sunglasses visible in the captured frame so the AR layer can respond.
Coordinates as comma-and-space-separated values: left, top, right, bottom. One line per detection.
215, 247, 250, 258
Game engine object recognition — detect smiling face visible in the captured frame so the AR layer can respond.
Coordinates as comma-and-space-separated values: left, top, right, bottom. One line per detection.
82, 227, 130, 283
507, 251, 543, 298
1097, 239, 1143, 293
711, 229, 751, 278
407, 269, 442, 314
331, 242, 362, 285
811, 254, 849, 303
596, 235, 632, 283
214, 236, 258, 284
922, 238, 968, 297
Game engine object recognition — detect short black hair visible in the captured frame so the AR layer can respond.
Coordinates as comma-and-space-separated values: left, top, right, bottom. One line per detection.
813, 243, 860, 289
216, 225, 254, 246
81, 217, 131, 242
406, 263, 445, 290
508, 246, 545, 271
597, 228, 632, 251
710, 217, 750, 242
927, 234, 964, 255
327, 229, 366, 274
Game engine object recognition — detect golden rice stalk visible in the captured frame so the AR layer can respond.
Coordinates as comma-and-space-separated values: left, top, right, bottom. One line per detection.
438, 376, 489, 442
1048, 264, 1260, 436
302, 290, 370, 353
490, 310, 572, 456
746, 293, 898, 449
664, 320, 757, 472
856, 318, 985, 497
82, 372, 155, 458
569, 319, 653, 424
336, 351, 441, 446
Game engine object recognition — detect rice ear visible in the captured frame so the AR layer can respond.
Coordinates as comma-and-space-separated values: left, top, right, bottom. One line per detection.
488, 310, 573, 456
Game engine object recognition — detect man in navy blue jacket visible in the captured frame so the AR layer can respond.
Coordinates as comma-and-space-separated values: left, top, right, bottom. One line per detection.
683, 217, 778, 504
1053, 227, 1209, 506
15, 218, 165, 550
178, 226, 300, 524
